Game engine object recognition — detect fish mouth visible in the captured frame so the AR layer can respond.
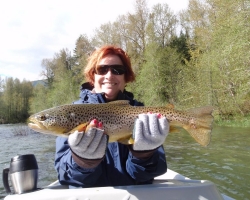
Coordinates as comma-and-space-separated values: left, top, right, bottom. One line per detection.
28, 121, 47, 132
28, 115, 49, 133
28, 122, 63, 136
28, 117, 69, 137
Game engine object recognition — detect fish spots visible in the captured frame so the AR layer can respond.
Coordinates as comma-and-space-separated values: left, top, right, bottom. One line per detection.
47, 117, 56, 127
29, 102, 214, 146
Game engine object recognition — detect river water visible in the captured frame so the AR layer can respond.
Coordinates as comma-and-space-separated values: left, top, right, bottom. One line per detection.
0, 124, 249, 200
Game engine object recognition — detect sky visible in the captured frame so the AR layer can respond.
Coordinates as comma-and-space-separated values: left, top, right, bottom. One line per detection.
0, 0, 188, 81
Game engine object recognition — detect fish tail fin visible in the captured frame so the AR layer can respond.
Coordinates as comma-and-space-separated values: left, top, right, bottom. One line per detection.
183, 106, 214, 147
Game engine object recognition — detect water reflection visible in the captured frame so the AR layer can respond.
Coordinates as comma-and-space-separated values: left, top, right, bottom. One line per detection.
164, 125, 250, 200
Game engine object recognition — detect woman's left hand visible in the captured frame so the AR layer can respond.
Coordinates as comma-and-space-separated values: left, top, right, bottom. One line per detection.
132, 113, 169, 151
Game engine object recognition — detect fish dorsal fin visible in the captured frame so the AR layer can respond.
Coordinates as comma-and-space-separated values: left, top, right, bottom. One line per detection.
108, 100, 130, 106
166, 103, 175, 109
187, 106, 214, 117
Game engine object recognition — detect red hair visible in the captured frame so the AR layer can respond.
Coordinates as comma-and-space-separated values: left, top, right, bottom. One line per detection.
84, 45, 135, 84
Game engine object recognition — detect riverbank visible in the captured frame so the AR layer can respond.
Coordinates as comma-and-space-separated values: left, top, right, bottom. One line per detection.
215, 115, 250, 128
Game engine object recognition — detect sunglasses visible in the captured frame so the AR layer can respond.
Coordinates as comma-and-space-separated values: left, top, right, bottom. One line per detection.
95, 65, 126, 75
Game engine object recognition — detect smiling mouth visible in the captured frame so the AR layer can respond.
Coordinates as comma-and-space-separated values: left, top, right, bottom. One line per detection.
102, 82, 117, 86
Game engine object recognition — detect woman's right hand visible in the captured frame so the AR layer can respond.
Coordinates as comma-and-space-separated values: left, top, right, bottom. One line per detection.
68, 119, 108, 159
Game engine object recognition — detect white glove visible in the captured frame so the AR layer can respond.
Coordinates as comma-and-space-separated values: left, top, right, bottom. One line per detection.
68, 120, 108, 159
132, 113, 169, 151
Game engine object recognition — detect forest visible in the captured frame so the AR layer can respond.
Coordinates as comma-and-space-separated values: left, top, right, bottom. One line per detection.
0, 0, 249, 125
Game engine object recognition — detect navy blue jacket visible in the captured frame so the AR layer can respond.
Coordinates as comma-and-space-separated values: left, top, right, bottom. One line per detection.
55, 83, 167, 187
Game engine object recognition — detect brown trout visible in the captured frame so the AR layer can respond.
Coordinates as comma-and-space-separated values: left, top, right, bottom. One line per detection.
28, 100, 214, 146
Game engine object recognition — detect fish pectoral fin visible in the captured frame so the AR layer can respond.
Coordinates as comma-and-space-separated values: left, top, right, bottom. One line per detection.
117, 137, 134, 145
169, 125, 180, 133
68, 123, 89, 134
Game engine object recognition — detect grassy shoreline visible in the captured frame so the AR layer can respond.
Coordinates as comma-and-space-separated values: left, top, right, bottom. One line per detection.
215, 116, 250, 128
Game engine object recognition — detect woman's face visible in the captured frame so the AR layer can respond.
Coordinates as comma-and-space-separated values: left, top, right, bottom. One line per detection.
93, 54, 126, 101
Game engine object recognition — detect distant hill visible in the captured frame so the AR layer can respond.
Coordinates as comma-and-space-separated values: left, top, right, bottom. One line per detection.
31, 79, 48, 87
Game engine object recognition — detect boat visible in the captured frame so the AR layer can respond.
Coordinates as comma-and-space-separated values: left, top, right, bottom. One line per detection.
4, 169, 234, 200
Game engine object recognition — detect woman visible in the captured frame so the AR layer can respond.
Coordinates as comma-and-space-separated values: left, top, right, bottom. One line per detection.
55, 45, 169, 187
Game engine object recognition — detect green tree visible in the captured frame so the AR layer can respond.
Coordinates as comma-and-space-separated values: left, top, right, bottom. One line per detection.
205, 0, 250, 117
135, 42, 183, 106
2, 77, 14, 122
182, 0, 250, 117
0, 76, 3, 91
29, 84, 49, 114
1, 78, 33, 122
0, 76, 6, 123
46, 49, 79, 106
133, 2, 183, 106
41, 58, 56, 89
147, 3, 177, 47
73, 34, 95, 85
92, 22, 123, 47
20, 80, 34, 117
47, 70, 78, 106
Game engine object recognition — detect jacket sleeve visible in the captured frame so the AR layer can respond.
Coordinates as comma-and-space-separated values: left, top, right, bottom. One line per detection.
126, 145, 167, 184
54, 137, 103, 187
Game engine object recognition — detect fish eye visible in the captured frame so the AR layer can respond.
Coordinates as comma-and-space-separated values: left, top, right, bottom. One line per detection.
37, 114, 47, 121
